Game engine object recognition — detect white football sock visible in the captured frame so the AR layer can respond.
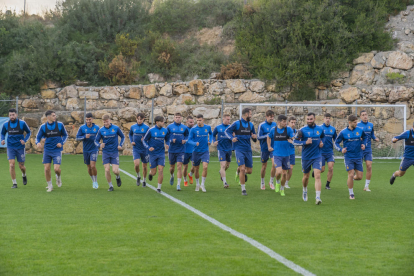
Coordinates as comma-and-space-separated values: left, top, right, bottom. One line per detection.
201, 177, 206, 186
365, 180, 370, 187
116, 175, 120, 179
349, 188, 354, 195
222, 177, 226, 184
280, 185, 284, 190
47, 181, 53, 188
261, 178, 265, 184
137, 172, 140, 177
270, 177, 274, 184
158, 183, 162, 189
189, 172, 193, 177
276, 179, 281, 184
90, 175, 94, 181
177, 178, 181, 185
303, 187, 307, 192
285, 180, 289, 186
22, 173, 26, 177
108, 182, 113, 187
196, 178, 200, 185
241, 184, 246, 191
316, 191, 321, 198
12, 179, 17, 184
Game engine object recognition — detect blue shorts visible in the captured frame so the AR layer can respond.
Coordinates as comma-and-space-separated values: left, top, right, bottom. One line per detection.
399, 157, 414, 172
301, 157, 322, 174
361, 150, 373, 162
261, 150, 273, 163
218, 150, 232, 163
102, 151, 119, 165
133, 149, 149, 163
235, 150, 253, 168
321, 153, 335, 167
274, 156, 290, 170
149, 154, 165, 169
289, 154, 295, 166
192, 151, 210, 167
183, 152, 192, 165
344, 158, 363, 172
84, 151, 99, 165
169, 152, 185, 165
7, 148, 25, 163
43, 151, 62, 165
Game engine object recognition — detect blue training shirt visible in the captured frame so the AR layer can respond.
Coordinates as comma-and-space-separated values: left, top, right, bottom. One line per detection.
212, 123, 232, 152
393, 129, 414, 159
334, 126, 368, 159
129, 123, 150, 153
320, 123, 337, 154
185, 125, 195, 153
268, 126, 295, 157
36, 121, 68, 152
257, 120, 277, 152
188, 124, 213, 153
143, 125, 168, 155
94, 124, 125, 153
76, 123, 100, 152
289, 128, 297, 155
1, 119, 31, 149
293, 124, 325, 160
165, 122, 189, 153
357, 121, 376, 152
224, 118, 256, 152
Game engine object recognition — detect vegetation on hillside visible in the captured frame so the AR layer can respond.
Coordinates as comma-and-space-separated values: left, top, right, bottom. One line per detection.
0, 0, 412, 97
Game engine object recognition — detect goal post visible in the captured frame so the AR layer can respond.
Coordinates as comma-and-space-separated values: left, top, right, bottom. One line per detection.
239, 102, 408, 160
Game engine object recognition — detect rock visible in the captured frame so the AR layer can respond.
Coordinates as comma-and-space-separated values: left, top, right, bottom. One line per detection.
143, 84, 157, 99
126, 86, 141, 99
394, 101, 411, 120
94, 110, 112, 119
118, 107, 138, 122
371, 52, 387, 69
41, 89, 56, 99
71, 111, 84, 123
22, 99, 38, 109
123, 122, 136, 130
63, 140, 75, 154
61, 85, 78, 98
76, 142, 83, 154
173, 94, 195, 105
386, 51, 413, 70
374, 106, 392, 119
249, 80, 265, 92
40, 80, 59, 90
75, 80, 89, 86
353, 53, 374, 64
339, 87, 359, 103
266, 83, 276, 92
226, 79, 247, 93
398, 41, 414, 53
66, 98, 80, 110
189, 80, 205, 96
159, 84, 173, 97
208, 81, 226, 95
150, 108, 164, 122
388, 86, 414, 103
209, 72, 220, 79
79, 90, 99, 99
331, 80, 343, 87
100, 87, 120, 100
167, 105, 188, 115
86, 100, 104, 110
155, 96, 174, 106
174, 84, 190, 94
383, 118, 404, 133
193, 107, 220, 119
349, 63, 375, 85
148, 73, 165, 83
238, 91, 266, 103
368, 86, 387, 102
22, 117, 39, 128
405, 29, 411, 35
105, 100, 119, 108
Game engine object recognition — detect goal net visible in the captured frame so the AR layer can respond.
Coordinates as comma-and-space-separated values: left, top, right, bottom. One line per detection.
239, 102, 408, 159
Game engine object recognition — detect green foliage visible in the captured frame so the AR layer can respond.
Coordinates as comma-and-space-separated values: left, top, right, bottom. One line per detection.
185, 99, 197, 105
204, 96, 222, 105
99, 53, 139, 85
287, 86, 316, 101
115, 34, 139, 57
386, 72, 405, 84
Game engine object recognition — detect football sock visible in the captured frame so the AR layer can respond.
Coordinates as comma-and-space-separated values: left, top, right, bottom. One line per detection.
365, 180, 370, 188
241, 184, 246, 191
349, 188, 354, 195
12, 179, 17, 184
316, 191, 321, 198
158, 183, 162, 189
108, 182, 113, 188
261, 178, 265, 184
201, 177, 206, 186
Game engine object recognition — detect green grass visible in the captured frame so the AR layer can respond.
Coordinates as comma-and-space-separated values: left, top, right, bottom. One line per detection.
1, 154, 413, 275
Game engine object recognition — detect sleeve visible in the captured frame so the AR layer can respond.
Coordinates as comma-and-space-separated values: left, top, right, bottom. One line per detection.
183, 126, 189, 141
117, 127, 125, 147
142, 129, 151, 149
22, 122, 31, 143
94, 129, 101, 147
60, 123, 68, 145
187, 129, 198, 146
333, 129, 338, 141
334, 132, 343, 152
128, 128, 134, 143
320, 128, 325, 139
393, 131, 409, 141
250, 122, 256, 134
225, 122, 237, 139
35, 125, 45, 145
361, 131, 368, 147
212, 127, 218, 143
165, 126, 171, 146
293, 129, 307, 146
288, 127, 295, 138
1, 124, 7, 142
257, 123, 267, 140
371, 126, 377, 140
209, 126, 213, 144
76, 126, 85, 141
267, 127, 274, 139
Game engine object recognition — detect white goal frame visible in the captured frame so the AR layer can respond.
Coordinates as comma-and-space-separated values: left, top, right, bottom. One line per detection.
239, 103, 407, 160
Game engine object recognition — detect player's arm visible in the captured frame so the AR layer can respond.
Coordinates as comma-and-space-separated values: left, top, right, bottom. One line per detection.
60, 123, 68, 145
142, 130, 151, 149
35, 125, 45, 146
334, 132, 343, 152
187, 129, 198, 146
225, 122, 236, 140
250, 123, 257, 142
288, 127, 295, 143
117, 127, 125, 148
293, 130, 307, 145
1, 123, 7, 143
267, 127, 274, 151
128, 128, 134, 144
182, 127, 189, 144
22, 121, 31, 143
257, 124, 267, 140
371, 126, 379, 141
94, 129, 102, 147
208, 126, 213, 145
333, 130, 338, 142
361, 131, 368, 148
76, 126, 85, 141
392, 131, 409, 143
212, 126, 218, 144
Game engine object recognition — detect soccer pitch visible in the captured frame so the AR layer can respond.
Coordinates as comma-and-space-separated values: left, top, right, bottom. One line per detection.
1, 154, 413, 275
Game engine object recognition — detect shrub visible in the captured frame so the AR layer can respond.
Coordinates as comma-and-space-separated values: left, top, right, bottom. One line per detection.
99, 53, 139, 85
217, 62, 251, 80
115, 33, 139, 57
386, 72, 405, 84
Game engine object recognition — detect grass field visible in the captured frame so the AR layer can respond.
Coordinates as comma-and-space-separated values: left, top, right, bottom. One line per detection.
1, 154, 413, 276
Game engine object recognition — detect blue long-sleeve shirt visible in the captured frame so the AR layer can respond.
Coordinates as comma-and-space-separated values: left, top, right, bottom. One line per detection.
289, 128, 297, 155
393, 129, 414, 158
185, 125, 195, 153
165, 122, 189, 153
320, 123, 337, 155
257, 120, 277, 152
1, 119, 31, 149
212, 123, 232, 152
36, 121, 68, 152
335, 126, 368, 159
94, 124, 125, 153
129, 123, 150, 153
188, 124, 213, 153
293, 124, 325, 160
357, 121, 376, 152
225, 119, 256, 152
268, 126, 295, 157
143, 125, 168, 155
76, 123, 100, 152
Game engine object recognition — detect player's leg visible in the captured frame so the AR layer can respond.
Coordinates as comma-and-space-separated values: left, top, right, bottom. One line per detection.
44, 162, 53, 192
200, 161, 208, 192
183, 161, 189, 186
301, 159, 312, 202
390, 170, 406, 184
18, 161, 27, 185
169, 153, 176, 186
194, 165, 200, 191
53, 159, 62, 188
275, 166, 283, 193
142, 162, 148, 187
112, 163, 122, 187
220, 161, 228, 187
134, 158, 141, 186
347, 169, 356, 199
285, 154, 295, 189
260, 160, 268, 190
156, 164, 164, 193
8, 159, 17, 188
239, 164, 247, 195
326, 161, 334, 190
269, 157, 276, 190
390, 158, 413, 184
312, 158, 323, 204
364, 160, 373, 191
90, 161, 98, 188
176, 156, 184, 191
104, 163, 114, 191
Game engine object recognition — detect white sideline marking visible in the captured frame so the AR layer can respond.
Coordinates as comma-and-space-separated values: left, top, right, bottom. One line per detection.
119, 167, 316, 276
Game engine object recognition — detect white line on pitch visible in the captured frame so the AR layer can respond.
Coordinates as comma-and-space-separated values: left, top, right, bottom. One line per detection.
119, 167, 316, 276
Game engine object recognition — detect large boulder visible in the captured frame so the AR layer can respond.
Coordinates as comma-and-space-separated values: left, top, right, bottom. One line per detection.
339, 87, 359, 103
66, 98, 80, 110
167, 105, 188, 115
61, 85, 78, 98
208, 81, 226, 95
100, 87, 120, 100
22, 117, 39, 128
386, 51, 413, 70
71, 111, 84, 123
192, 107, 220, 119
173, 94, 195, 105
394, 101, 411, 120
238, 91, 266, 103
398, 41, 414, 53
155, 96, 174, 106
370, 52, 388, 69
349, 63, 375, 85
388, 86, 414, 103
22, 99, 38, 109
79, 90, 99, 99
41, 89, 56, 99
383, 118, 404, 134
126, 86, 141, 99
118, 107, 137, 122
147, 73, 165, 83
368, 86, 387, 102
249, 80, 265, 92
189, 80, 205, 96
143, 84, 157, 99
353, 52, 374, 64
159, 84, 173, 97
226, 79, 247, 93
63, 140, 76, 154
174, 84, 190, 94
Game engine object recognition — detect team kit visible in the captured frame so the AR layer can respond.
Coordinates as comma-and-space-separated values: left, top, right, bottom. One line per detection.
2, 107, 414, 205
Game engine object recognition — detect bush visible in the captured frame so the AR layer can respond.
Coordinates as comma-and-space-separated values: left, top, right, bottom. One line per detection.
115, 33, 139, 57
386, 72, 405, 84
99, 53, 139, 85
217, 62, 251, 80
